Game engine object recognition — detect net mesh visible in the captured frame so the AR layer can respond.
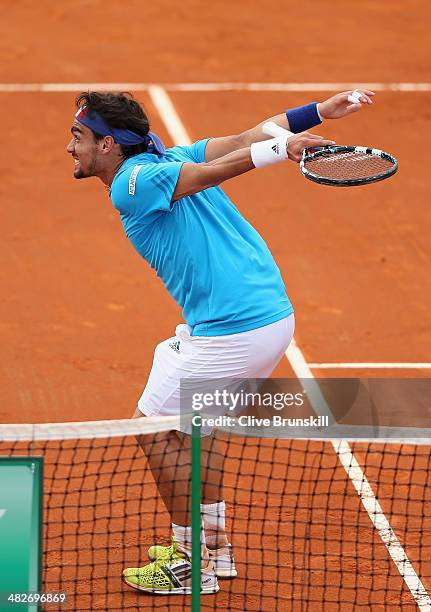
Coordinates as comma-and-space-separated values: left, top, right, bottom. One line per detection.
305, 151, 394, 180
1, 419, 431, 611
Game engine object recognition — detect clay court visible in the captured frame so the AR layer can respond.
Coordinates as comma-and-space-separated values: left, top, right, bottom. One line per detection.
1, 1, 431, 610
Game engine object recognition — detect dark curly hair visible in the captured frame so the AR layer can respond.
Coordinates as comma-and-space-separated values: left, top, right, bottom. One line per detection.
75, 91, 150, 158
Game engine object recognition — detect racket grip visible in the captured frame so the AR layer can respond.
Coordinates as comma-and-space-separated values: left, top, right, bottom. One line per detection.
262, 121, 294, 138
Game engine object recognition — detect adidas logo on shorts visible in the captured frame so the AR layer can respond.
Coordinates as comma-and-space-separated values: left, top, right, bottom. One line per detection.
169, 340, 181, 353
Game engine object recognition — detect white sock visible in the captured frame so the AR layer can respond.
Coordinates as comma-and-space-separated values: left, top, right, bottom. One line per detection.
172, 522, 209, 567
201, 501, 229, 549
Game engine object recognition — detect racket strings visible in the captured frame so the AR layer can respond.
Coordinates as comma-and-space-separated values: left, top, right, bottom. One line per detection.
305, 151, 394, 180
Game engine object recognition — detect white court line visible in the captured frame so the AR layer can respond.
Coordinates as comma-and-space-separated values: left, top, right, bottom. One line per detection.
170, 82, 431, 92
148, 85, 190, 145
147, 87, 431, 610
309, 362, 431, 369
0, 82, 430, 93
286, 340, 431, 610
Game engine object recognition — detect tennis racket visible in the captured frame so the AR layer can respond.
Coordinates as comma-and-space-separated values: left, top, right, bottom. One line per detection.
262, 121, 398, 187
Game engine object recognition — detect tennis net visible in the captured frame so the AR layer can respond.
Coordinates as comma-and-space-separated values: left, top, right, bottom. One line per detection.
1, 417, 431, 611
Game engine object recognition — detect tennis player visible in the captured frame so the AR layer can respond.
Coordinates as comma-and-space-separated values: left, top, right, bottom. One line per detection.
67, 88, 374, 595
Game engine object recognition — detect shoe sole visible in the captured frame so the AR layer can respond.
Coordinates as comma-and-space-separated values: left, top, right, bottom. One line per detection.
122, 576, 219, 595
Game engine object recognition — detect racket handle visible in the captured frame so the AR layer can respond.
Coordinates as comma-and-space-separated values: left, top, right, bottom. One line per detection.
262, 121, 294, 138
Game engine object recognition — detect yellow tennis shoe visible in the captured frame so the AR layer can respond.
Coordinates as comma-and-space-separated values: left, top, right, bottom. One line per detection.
148, 536, 237, 578
122, 540, 219, 595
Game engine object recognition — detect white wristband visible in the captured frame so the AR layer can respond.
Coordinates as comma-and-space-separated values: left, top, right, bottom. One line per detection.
250, 135, 289, 168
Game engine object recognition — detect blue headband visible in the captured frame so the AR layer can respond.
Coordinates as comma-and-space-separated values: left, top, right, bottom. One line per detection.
75, 105, 165, 155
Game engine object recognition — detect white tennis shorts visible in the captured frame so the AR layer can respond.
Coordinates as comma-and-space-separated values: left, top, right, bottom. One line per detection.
137, 314, 295, 419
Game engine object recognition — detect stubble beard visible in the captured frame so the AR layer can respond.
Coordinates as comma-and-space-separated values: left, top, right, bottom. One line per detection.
73, 151, 98, 180
74, 166, 86, 179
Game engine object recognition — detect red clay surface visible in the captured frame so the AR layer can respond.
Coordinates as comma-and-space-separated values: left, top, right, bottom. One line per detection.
1, 1, 431, 610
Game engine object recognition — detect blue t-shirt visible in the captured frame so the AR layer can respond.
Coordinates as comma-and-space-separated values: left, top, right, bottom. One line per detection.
110, 139, 293, 336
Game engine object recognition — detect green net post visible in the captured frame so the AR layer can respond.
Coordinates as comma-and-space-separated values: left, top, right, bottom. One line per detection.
191, 414, 202, 612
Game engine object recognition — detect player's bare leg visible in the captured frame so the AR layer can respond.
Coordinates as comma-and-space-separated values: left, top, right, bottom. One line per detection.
133, 408, 229, 550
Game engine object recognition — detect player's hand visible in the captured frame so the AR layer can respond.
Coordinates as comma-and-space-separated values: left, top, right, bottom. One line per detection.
318, 89, 375, 120
287, 132, 335, 163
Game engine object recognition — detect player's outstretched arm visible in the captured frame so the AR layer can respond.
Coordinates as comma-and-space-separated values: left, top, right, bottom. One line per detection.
204, 89, 374, 162
172, 131, 335, 201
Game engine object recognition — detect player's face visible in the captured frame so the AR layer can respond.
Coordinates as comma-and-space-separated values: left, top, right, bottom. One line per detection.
66, 122, 99, 179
